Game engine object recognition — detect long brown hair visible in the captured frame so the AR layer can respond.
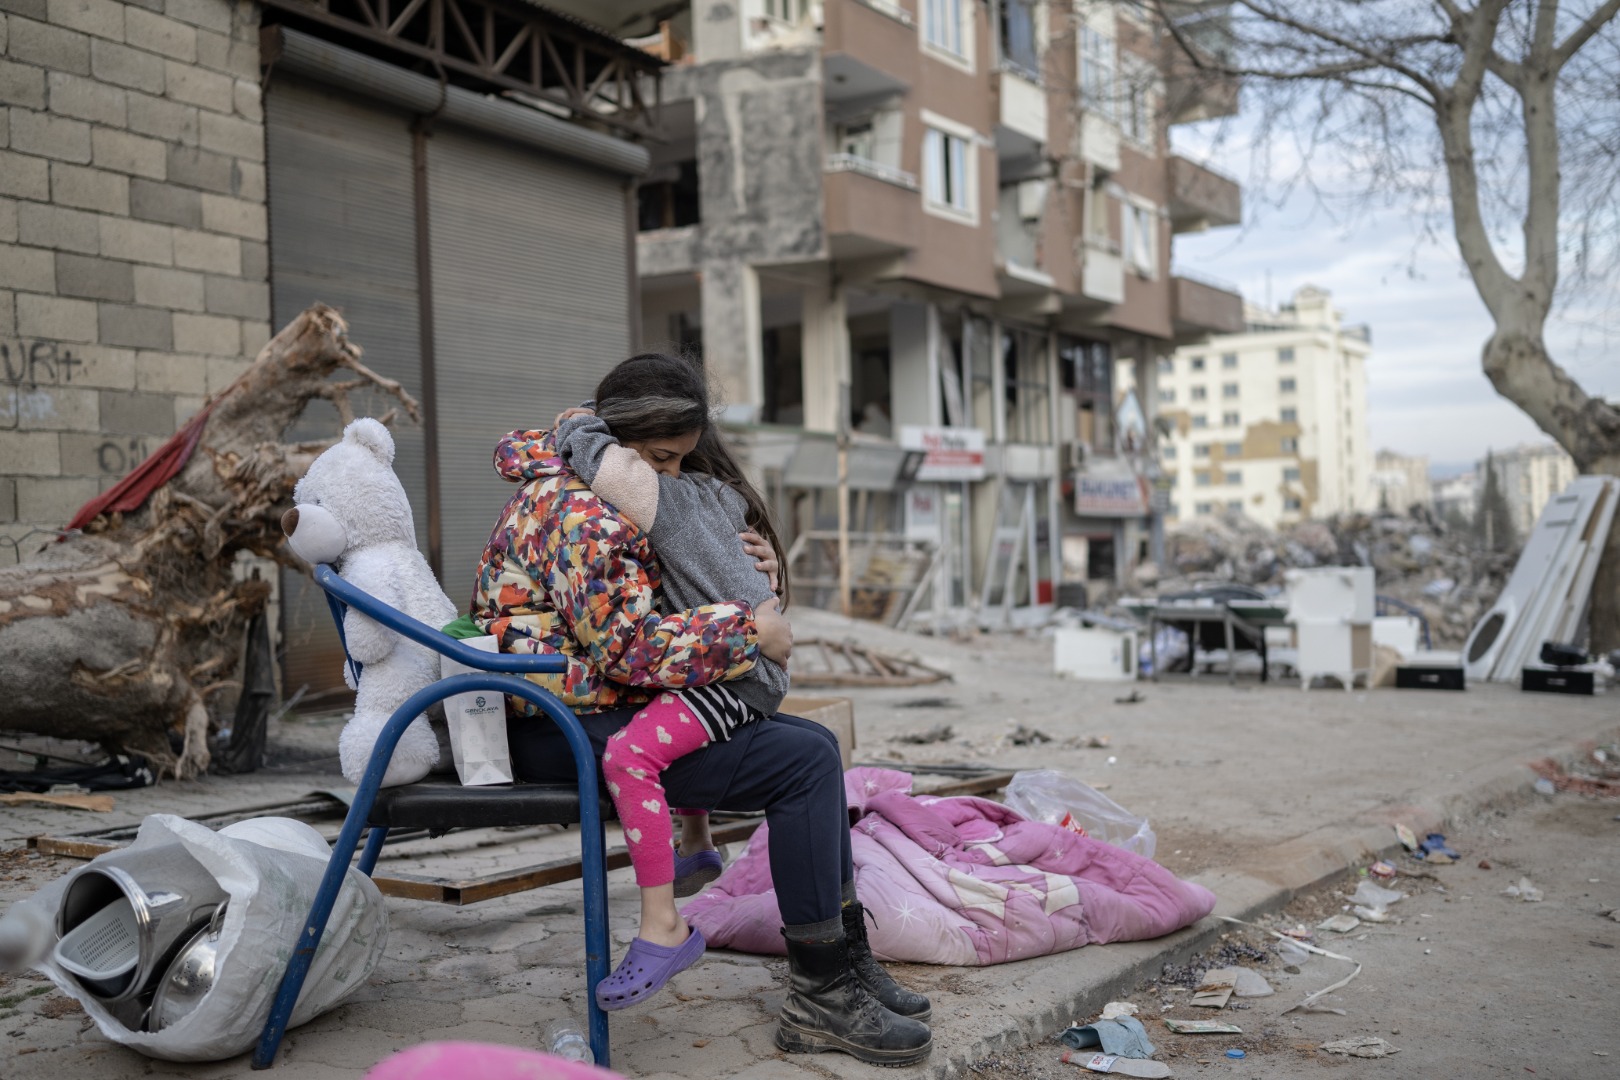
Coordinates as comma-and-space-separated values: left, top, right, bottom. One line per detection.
594, 353, 791, 607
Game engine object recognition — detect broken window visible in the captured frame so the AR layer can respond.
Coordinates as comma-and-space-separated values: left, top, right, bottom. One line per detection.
1002, 326, 1051, 444
1122, 202, 1157, 276
999, 0, 1040, 78
1059, 335, 1112, 454
637, 160, 700, 231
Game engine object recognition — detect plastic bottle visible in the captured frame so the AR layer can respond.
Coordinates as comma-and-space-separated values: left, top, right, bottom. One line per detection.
542, 1018, 594, 1064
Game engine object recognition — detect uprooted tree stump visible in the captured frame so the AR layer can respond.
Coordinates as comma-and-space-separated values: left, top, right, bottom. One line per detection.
0, 306, 414, 779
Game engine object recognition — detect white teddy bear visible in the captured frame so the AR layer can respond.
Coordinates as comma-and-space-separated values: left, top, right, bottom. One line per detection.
281, 418, 457, 788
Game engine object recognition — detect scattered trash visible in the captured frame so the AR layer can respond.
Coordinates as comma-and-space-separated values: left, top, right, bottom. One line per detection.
1226, 967, 1273, 998
1316, 914, 1361, 934
1087, 735, 1113, 748
1100, 1002, 1140, 1020
0, 792, 115, 813
1352, 905, 1393, 923
894, 724, 955, 745
1162, 1019, 1243, 1035
1395, 824, 1420, 851
1274, 938, 1312, 966
1059, 1051, 1169, 1077
1005, 770, 1157, 858
1321, 1036, 1402, 1058
1113, 691, 1144, 705
1189, 970, 1236, 1009
1503, 877, 1543, 902
1367, 861, 1398, 882
1219, 916, 1361, 1015
1530, 757, 1620, 797
1416, 833, 1460, 862
1350, 880, 1405, 908
792, 639, 952, 688
1478, 859, 1493, 870
1224, 1048, 1246, 1059
1008, 724, 1055, 746
1534, 777, 1558, 796
1059, 1015, 1157, 1058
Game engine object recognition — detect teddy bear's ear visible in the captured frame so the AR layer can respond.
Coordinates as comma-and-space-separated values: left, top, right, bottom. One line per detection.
345, 417, 396, 465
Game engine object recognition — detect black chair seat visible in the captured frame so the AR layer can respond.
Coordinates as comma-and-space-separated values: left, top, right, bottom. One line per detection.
369, 776, 618, 831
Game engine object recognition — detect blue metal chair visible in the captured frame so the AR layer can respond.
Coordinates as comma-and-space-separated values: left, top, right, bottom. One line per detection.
252, 563, 612, 1069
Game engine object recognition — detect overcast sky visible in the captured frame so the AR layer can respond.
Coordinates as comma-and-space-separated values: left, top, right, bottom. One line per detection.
1170, 128, 1618, 474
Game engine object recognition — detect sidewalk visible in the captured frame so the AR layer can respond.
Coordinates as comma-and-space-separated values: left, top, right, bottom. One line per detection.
0, 613, 1613, 1079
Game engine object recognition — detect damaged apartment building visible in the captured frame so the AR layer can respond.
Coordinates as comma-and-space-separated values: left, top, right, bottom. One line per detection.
594, 0, 1245, 621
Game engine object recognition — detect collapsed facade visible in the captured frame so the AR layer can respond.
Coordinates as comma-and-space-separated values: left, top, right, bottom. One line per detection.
594, 0, 1243, 621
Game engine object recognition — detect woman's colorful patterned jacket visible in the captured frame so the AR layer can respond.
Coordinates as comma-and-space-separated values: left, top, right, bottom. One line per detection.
471, 429, 760, 717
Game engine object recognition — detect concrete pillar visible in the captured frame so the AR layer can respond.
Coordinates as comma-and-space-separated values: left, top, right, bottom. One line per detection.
889, 301, 938, 429
701, 260, 763, 420
800, 277, 849, 434
692, 0, 745, 61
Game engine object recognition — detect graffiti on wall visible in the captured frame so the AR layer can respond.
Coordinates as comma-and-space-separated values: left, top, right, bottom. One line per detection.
1, 340, 84, 387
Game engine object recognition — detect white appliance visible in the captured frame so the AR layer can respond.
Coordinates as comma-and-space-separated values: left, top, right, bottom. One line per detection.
1286, 567, 1375, 690
1054, 627, 1139, 682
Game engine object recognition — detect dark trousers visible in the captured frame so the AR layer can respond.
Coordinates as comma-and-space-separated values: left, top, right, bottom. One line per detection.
509, 709, 853, 926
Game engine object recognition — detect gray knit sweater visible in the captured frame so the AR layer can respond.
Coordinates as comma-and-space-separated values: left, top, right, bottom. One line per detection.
556, 415, 789, 717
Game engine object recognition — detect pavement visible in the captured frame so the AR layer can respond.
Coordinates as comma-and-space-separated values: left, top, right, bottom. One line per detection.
0, 607, 1615, 1080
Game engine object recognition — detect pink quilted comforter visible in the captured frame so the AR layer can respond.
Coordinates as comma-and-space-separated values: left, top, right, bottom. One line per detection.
683, 768, 1216, 965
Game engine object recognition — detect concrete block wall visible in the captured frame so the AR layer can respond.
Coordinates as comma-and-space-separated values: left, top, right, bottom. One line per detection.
0, 0, 268, 565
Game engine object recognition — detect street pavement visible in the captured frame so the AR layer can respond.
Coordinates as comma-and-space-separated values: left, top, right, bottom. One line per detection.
0, 608, 1613, 1079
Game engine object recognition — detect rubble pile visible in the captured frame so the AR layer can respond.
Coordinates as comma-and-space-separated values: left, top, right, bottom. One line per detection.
1140, 511, 1514, 646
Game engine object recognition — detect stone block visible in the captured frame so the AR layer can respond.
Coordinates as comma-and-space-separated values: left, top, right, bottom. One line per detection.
203, 352, 245, 392
124, 7, 194, 59
239, 316, 267, 353
238, 237, 265, 280
233, 156, 263, 201
0, 288, 13, 334
1, 56, 48, 108
98, 213, 172, 264
0, 149, 50, 199
46, 70, 126, 125
10, 16, 91, 76
58, 429, 150, 475
49, 160, 128, 213
45, 0, 123, 41
126, 90, 197, 145
0, 476, 14, 522
232, 76, 259, 121
132, 264, 202, 310
0, 107, 8, 147
10, 109, 91, 163
97, 301, 171, 348
164, 143, 230, 192
19, 294, 96, 342
99, 386, 174, 431
0, 430, 60, 474
91, 37, 164, 93
0, 241, 54, 291
170, 225, 235, 272
19, 201, 99, 252
171, 310, 235, 354
0, 0, 48, 23
202, 272, 262, 318
7, 384, 97, 430
199, 191, 263, 239
198, 109, 260, 160
91, 127, 166, 178
62, 341, 135, 388
128, 176, 201, 227
17, 476, 100, 522
162, 58, 230, 112
133, 349, 205, 393
55, 251, 133, 300
171, 391, 203, 423
164, 0, 230, 34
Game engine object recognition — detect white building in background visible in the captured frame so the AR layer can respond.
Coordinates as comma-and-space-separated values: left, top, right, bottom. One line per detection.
1488, 443, 1577, 537
1373, 450, 1432, 514
1146, 286, 1375, 529
1433, 471, 1480, 524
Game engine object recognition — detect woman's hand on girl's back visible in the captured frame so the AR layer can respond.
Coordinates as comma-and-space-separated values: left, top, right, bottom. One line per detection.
755, 597, 792, 665
553, 406, 595, 428
738, 530, 780, 593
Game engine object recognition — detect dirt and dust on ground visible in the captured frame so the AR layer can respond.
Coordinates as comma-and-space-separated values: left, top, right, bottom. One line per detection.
966, 789, 1619, 1079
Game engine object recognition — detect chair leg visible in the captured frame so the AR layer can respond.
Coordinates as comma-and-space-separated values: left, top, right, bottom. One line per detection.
581, 815, 612, 1067
357, 826, 389, 876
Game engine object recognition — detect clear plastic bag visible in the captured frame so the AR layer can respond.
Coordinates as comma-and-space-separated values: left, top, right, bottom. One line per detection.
1004, 769, 1157, 859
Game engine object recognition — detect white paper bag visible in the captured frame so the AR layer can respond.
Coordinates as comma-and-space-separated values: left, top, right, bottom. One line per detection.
441, 635, 514, 786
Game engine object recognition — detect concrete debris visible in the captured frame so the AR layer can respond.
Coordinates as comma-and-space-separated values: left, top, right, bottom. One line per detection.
1321, 1036, 1401, 1058
791, 639, 952, 687
1143, 510, 1513, 647
894, 724, 955, 745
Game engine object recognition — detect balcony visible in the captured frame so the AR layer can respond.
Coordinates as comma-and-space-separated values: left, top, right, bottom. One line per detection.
993, 68, 1047, 164
637, 224, 701, 279
1079, 238, 1126, 305
824, 157, 921, 258
1168, 154, 1241, 233
1171, 269, 1244, 337
823, 0, 916, 104
1076, 114, 1121, 175
1162, 5, 1241, 125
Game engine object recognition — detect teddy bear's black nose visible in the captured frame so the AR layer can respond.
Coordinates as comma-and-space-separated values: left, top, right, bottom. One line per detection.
281, 507, 300, 536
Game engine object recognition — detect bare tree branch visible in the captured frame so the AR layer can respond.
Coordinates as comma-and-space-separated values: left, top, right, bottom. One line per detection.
1557, 0, 1620, 65
1234, 0, 1444, 97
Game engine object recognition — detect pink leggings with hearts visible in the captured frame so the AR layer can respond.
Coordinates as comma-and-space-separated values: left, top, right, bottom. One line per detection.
602, 693, 714, 888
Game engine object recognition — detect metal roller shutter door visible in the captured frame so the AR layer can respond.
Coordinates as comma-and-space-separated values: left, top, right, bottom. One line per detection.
266, 78, 424, 699
426, 125, 630, 588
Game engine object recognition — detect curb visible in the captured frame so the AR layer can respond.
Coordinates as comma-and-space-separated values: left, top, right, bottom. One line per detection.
915, 726, 1615, 1080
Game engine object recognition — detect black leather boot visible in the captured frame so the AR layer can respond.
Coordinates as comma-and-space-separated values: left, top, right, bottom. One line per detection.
843, 902, 932, 1021
775, 934, 933, 1066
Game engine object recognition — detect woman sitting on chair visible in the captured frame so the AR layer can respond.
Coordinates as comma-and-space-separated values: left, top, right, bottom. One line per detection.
468, 352, 932, 1067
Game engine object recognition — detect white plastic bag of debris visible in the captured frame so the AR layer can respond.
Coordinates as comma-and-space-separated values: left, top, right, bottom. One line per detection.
0, 814, 386, 1061
1005, 770, 1157, 859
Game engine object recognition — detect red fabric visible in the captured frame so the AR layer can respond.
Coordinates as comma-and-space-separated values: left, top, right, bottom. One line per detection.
64, 403, 216, 533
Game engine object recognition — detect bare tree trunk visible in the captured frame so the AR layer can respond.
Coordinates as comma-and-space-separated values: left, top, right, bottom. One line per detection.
0, 306, 415, 778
